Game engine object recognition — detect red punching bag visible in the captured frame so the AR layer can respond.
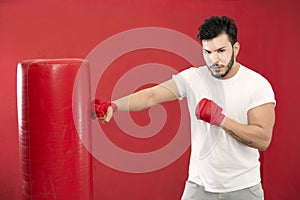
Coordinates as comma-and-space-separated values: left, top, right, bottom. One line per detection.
17, 59, 93, 200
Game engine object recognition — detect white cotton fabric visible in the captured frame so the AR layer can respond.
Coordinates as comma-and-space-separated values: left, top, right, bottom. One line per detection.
172, 64, 276, 192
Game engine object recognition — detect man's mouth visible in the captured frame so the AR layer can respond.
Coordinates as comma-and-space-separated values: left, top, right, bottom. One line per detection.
210, 64, 223, 71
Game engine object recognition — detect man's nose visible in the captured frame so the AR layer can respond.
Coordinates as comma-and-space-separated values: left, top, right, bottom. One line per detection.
209, 52, 220, 64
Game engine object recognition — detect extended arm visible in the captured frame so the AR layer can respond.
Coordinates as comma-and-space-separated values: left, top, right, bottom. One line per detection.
101, 79, 179, 123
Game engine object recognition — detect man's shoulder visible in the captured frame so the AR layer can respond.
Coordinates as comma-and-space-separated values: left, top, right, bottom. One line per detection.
178, 65, 207, 73
240, 65, 267, 80
240, 65, 273, 88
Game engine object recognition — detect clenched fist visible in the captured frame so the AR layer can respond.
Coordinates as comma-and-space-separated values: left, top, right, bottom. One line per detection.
195, 98, 225, 127
91, 98, 117, 120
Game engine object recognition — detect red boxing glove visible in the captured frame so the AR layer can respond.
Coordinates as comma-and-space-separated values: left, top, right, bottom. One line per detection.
91, 98, 117, 119
195, 98, 225, 126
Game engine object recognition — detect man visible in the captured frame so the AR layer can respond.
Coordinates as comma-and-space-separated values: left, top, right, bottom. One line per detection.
93, 16, 276, 200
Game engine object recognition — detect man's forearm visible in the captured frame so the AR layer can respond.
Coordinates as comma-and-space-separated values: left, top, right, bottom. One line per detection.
112, 80, 179, 112
223, 117, 272, 151
113, 88, 156, 112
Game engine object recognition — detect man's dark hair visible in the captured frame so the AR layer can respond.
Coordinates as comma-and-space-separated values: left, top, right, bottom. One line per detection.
197, 16, 237, 45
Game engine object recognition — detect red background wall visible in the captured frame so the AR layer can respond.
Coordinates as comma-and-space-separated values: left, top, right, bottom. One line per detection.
0, 0, 299, 199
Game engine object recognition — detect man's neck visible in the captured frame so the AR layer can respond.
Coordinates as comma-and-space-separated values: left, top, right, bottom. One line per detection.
221, 62, 240, 80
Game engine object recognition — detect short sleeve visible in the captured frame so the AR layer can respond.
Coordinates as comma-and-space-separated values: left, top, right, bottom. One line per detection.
172, 68, 192, 100
249, 76, 276, 110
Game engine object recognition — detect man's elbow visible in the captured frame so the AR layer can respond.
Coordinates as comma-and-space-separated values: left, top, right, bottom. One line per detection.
259, 132, 273, 151
259, 143, 270, 151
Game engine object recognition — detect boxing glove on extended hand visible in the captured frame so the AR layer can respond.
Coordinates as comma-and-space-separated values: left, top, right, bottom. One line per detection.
195, 98, 225, 126
92, 98, 117, 119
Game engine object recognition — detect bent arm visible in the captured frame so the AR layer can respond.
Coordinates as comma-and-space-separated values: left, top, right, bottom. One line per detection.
102, 79, 179, 123
223, 103, 275, 151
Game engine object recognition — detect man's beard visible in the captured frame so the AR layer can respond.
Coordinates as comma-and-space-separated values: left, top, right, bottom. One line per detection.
208, 52, 234, 79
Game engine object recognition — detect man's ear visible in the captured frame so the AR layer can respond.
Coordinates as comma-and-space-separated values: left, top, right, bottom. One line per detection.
233, 42, 240, 57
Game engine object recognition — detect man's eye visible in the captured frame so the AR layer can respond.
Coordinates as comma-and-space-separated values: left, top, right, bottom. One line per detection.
218, 49, 225, 53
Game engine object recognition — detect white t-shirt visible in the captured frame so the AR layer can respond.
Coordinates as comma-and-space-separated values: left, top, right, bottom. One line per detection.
172, 64, 276, 193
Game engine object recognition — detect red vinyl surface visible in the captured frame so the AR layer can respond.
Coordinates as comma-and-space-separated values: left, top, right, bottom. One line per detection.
17, 59, 93, 200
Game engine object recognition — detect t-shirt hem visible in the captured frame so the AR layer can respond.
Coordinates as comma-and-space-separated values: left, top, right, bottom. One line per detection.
249, 99, 276, 111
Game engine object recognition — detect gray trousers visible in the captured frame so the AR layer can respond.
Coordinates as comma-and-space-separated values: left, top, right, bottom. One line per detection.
181, 181, 264, 200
